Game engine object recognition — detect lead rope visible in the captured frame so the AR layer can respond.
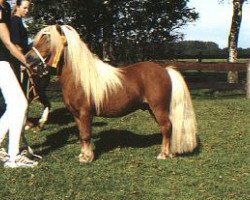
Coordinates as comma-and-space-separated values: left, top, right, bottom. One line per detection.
23, 46, 47, 101
23, 65, 40, 102
20, 46, 48, 160
21, 65, 43, 160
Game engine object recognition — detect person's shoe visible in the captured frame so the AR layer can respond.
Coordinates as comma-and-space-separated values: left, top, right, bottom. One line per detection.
4, 154, 38, 168
0, 148, 9, 162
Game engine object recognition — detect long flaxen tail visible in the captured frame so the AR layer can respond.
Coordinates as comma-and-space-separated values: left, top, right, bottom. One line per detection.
166, 67, 197, 154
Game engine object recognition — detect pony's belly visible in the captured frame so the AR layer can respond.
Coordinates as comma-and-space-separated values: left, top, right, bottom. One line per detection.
97, 101, 147, 118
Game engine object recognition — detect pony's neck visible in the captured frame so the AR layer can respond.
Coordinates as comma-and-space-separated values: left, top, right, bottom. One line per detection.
61, 24, 122, 113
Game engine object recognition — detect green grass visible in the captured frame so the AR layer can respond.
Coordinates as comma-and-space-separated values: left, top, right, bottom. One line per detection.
0, 92, 249, 200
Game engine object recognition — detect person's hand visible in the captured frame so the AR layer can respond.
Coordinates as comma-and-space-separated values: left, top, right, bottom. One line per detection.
22, 61, 31, 69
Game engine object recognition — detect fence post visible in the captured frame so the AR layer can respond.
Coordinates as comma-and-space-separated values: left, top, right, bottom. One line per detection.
247, 61, 250, 99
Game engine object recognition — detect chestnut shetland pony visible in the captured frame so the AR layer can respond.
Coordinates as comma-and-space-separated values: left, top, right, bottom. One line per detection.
26, 25, 197, 163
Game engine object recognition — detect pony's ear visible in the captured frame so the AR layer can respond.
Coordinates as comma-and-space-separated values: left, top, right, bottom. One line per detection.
56, 24, 63, 36
55, 24, 67, 46
61, 35, 67, 46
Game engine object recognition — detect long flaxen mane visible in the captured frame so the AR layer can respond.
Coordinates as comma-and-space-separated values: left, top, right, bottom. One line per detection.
34, 25, 123, 113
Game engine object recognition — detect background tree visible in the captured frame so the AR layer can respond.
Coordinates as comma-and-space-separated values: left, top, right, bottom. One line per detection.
29, 0, 198, 64
219, 0, 248, 83
228, 0, 248, 83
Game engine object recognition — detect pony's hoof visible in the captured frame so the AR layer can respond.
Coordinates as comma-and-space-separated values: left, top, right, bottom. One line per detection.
78, 151, 94, 163
157, 152, 174, 160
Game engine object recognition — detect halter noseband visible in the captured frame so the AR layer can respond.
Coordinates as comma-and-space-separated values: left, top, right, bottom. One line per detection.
32, 47, 46, 65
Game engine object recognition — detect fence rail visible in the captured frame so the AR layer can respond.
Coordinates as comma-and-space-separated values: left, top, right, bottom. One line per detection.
158, 60, 250, 99
47, 60, 250, 99
161, 61, 246, 71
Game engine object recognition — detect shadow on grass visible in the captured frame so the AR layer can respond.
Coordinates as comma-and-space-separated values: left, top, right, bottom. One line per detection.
24, 107, 75, 131
94, 130, 162, 159
33, 126, 202, 159
48, 107, 74, 125
33, 126, 162, 158
33, 121, 108, 157
94, 130, 202, 159
29, 106, 201, 158
33, 126, 78, 156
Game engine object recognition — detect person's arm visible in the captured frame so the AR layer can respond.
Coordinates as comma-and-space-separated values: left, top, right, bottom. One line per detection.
15, 44, 23, 52
0, 23, 26, 65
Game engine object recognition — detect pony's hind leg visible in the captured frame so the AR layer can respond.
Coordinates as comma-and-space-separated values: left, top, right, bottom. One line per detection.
74, 114, 94, 163
151, 109, 173, 159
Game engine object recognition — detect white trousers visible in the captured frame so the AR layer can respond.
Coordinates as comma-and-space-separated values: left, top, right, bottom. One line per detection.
0, 61, 28, 161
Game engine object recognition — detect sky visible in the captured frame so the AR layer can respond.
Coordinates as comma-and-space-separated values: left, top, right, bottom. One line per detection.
182, 0, 250, 49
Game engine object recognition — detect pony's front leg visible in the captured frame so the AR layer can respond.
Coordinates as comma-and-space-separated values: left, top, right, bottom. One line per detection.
75, 114, 94, 163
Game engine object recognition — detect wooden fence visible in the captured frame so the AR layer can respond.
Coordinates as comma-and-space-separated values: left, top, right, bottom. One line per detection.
158, 60, 250, 99
47, 60, 250, 99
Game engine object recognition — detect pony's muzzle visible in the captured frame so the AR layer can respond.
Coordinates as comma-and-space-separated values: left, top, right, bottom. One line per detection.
26, 52, 40, 67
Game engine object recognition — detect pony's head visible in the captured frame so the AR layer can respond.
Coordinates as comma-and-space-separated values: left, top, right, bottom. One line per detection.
27, 24, 123, 114
26, 25, 67, 69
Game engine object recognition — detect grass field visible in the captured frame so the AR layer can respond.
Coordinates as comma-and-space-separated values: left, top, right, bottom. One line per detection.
0, 91, 249, 200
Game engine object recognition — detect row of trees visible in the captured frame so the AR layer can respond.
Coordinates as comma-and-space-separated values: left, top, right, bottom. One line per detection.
28, 0, 198, 59
168, 41, 250, 59
25, 0, 248, 82
108, 40, 250, 63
